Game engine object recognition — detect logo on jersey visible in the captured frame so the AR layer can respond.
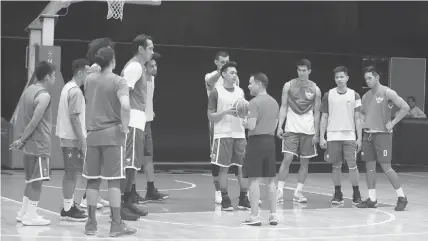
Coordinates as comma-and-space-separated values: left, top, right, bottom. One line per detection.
376, 96, 384, 103
305, 90, 315, 100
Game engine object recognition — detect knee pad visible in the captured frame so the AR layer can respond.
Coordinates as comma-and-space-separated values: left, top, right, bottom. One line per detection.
211, 164, 220, 177
230, 166, 239, 176
366, 161, 376, 172
87, 179, 101, 190
347, 161, 358, 170
380, 163, 393, 173
332, 162, 342, 169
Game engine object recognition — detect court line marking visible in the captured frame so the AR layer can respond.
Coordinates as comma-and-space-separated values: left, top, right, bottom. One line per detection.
141, 208, 395, 230
1, 232, 427, 241
399, 173, 428, 178
200, 174, 415, 207
42, 179, 196, 192
2, 194, 425, 240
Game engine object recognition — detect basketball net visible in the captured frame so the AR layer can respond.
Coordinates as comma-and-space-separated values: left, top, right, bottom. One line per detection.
106, 0, 125, 20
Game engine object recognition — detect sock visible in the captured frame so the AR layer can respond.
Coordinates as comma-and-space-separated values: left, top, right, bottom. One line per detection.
88, 205, 97, 219
214, 180, 220, 191
131, 184, 137, 193
396, 187, 405, 197
83, 193, 87, 200
352, 186, 360, 195
221, 191, 228, 197
295, 183, 304, 194
110, 207, 121, 224
334, 185, 341, 193
21, 196, 29, 212
63, 196, 74, 212
123, 192, 131, 202
277, 181, 285, 191
368, 189, 377, 201
239, 192, 247, 199
27, 200, 39, 215
147, 181, 155, 193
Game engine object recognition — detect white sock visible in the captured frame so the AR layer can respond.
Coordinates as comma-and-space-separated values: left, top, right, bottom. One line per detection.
63, 196, 74, 212
27, 200, 39, 216
21, 196, 29, 212
277, 181, 285, 191
295, 183, 304, 194
368, 189, 377, 201
396, 188, 405, 197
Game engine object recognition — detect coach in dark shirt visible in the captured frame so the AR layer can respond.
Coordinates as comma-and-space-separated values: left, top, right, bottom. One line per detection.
241, 73, 279, 226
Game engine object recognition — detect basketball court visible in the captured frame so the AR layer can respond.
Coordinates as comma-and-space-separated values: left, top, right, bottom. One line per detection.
1, 169, 428, 240
2, 0, 428, 240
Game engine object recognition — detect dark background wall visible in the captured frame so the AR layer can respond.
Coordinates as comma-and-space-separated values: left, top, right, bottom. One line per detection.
2, 1, 428, 162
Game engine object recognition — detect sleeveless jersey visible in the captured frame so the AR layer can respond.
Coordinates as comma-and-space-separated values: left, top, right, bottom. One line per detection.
284, 79, 317, 135
213, 85, 245, 139
17, 84, 52, 157
361, 86, 393, 133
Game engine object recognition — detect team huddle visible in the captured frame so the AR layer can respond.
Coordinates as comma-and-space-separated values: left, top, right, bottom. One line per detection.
205, 53, 409, 226
11, 34, 167, 237
10, 39, 410, 236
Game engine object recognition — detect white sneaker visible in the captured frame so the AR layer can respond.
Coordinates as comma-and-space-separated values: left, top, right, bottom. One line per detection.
16, 209, 25, 222
214, 191, 222, 204
276, 189, 284, 203
269, 214, 279, 226
80, 198, 103, 209
98, 197, 109, 207
293, 191, 307, 203
22, 214, 51, 226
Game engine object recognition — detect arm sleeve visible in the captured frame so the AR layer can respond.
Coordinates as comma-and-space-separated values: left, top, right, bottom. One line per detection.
123, 62, 143, 89
320, 92, 329, 113
67, 87, 84, 114
116, 77, 130, 99
248, 100, 258, 119
208, 88, 218, 113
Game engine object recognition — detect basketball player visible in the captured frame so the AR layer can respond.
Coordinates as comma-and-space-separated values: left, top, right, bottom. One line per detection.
83, 47, 137, 236
356, 66, 409, 211
120, 34, 162, 218
10, 61, 56, 226
208, 61, 250, 211
276, 59, 321, 203
79, 37, 114, 209
205, 51, 240, 204
319, 66, 363, 205
86, 37, 115, 73
135, 54, 169, 202
242, 73, 279, 226
56, 58, 90, 221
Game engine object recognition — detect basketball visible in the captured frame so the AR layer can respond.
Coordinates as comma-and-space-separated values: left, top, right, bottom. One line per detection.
233, 98, 249, 118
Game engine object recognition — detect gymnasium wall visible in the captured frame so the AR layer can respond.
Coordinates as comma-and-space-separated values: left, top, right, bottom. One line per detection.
2, 1, 428, 164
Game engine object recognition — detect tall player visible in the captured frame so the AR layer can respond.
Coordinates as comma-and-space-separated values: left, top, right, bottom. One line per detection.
356, 66, 409, 211
242, 73, 279, 226
56, 58, 90, 221
83, 47, 137, 236
319, 66, 363, 205
10, 61, 56, 226
120, 34, 162, 219
80, 37, 114, 209
205, 51, 240, 204
208, 61, 250, 211
276, 59, 321, 203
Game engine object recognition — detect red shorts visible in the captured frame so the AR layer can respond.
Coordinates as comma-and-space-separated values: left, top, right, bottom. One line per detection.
361, 132, 392, 163
282, 132, 317, 158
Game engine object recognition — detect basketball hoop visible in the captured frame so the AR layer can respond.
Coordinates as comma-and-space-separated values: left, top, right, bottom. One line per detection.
106, 0, 125, 20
